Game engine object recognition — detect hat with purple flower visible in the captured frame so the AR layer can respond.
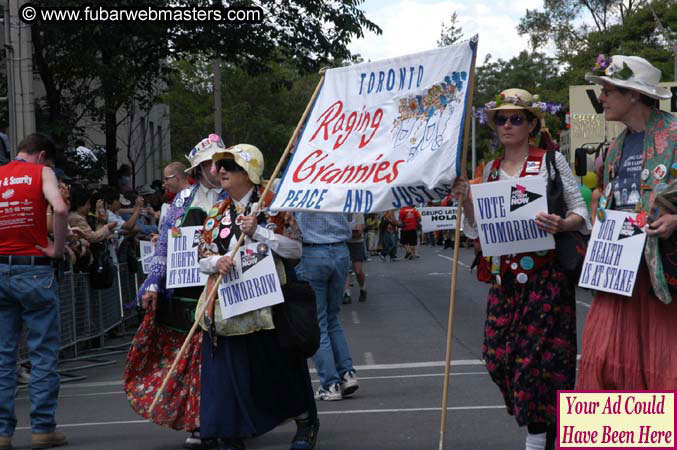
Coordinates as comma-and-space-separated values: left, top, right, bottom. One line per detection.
585, 54, 671, 100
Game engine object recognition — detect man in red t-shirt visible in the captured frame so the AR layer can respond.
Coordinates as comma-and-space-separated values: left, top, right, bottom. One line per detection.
398, 205, 421, 259
0, 133, 68, 449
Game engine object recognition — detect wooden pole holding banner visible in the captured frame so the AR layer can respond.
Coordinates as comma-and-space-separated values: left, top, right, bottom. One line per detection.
439, 36, 478, 450
149, 69, 327, 414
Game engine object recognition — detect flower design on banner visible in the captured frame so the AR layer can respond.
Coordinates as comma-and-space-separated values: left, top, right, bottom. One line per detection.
390, 71, 467, 160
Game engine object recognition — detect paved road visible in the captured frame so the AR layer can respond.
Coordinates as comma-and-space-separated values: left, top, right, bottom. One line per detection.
10, 244, 592, 450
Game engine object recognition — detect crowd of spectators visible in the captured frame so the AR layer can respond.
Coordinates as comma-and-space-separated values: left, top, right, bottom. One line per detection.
45, 166, 167, 279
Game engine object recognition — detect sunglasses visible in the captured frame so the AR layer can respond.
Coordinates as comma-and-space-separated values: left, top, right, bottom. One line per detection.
600, 87, 619, 97
216, 158, 245, 172
162, 174, 177, 182
494, 115, 526, 127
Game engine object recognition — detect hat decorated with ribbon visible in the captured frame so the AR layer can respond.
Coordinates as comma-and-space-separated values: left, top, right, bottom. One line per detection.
213, 143, 264, 185
185, 133, 226, 172
484, 88, 544, 129
585, 54, 671, 100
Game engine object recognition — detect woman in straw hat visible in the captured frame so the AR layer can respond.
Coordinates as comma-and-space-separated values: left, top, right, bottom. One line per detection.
453, 89, 590, 450
577, 55, 676, 390
125, 134, 224, 450
196, 144, 318, 450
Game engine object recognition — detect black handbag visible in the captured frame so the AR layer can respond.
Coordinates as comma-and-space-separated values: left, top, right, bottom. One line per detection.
89, 242, 115, 289
545, 151, 589, 281
273, 280, 320, 359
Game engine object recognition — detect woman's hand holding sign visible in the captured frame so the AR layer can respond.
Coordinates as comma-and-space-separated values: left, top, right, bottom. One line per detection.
240, 216, 258, 237
646, 214, 677, 239
535, 212, 564, 234
536, 212, 584, 234
216, 255, 236, 275
452, 175, 474, 222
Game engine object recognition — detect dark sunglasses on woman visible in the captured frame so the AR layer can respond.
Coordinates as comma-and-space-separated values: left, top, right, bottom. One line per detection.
216, 158, 245, 172
495, 115, 526, 127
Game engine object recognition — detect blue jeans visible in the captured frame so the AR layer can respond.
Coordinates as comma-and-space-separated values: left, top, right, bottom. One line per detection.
0, 264, 61, 436
380, 232, 397, 258
295, 244, 354, 388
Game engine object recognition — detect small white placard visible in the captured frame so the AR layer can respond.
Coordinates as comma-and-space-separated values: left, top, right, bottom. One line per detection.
470, 176, 555, 257
166, 226, 209, 289
217, 243, 285, 319
420, 206, 458, 233
139, 240, 155, 274
578, 209, 646, 297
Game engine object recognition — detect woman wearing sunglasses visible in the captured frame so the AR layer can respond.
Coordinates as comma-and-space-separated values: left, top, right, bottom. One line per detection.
453, 89, 590, 450
195, 145, 318, 450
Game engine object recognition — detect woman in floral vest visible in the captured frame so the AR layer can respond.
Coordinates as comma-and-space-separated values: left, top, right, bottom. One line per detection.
453, 88, 590, 450
196, 144, 318, 450
577, 55, 676, 390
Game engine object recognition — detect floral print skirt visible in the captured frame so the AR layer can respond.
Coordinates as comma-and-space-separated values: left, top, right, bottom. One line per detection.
124, 303, 202, 431
483, 262, 577, 426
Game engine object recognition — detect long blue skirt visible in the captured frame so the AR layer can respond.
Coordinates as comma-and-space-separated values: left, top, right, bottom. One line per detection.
200, 330, 315, 439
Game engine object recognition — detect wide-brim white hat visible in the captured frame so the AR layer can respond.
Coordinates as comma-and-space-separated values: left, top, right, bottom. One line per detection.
485, 88, 543, 129
213, 144, 264, 185
185, 134, 226, 172
585, 55, 671, 100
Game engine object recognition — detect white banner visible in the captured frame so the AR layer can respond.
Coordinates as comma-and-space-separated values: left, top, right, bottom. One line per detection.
217, 243, 284, 319
271, 40, 476, 213
420, 206, 458, 233
578, 210, 646, 296
470, 177, 555, 257
166, 226, 209, 289
139, 240, 155, 274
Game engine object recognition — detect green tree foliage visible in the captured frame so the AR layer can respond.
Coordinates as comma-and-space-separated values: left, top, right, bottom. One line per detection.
517, 0, 643, 59
29, 0, 380, 186
164, 57, 320, 180
467, 0, 675, 167
437, 11, 464, 47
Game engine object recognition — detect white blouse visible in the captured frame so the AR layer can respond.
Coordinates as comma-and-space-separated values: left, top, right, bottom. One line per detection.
463, 151, 592, 239
199, 188, 302, 275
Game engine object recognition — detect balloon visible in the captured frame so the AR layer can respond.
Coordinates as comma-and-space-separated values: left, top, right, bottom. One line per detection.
582, 171, 598, 189
579, 184, 592, 211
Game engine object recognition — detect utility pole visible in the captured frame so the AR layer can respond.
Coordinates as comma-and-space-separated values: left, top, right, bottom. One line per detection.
212, 0, 222, 136
471, 106, 476, 176
214, 58, 222, 135
5, 0, 36, 154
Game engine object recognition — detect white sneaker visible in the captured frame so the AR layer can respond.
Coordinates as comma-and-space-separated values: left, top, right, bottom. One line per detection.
340, 370, 359, 397
314, 383, 342, 401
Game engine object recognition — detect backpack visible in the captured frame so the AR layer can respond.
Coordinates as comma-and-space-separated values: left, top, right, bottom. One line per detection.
89, 242, 115, 289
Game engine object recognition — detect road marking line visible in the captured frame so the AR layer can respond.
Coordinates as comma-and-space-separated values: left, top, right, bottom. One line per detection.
22, 372, 495, 400
319, 405, 506, 415
437, 254, 470, 268
14, 406, 508, 429
61, 357, 585, 389
351, 310, 360, 324
364, 352, 375, 365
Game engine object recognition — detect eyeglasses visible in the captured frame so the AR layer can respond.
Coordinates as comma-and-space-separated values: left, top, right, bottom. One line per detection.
600, 88, 619, 97
162, 174, 177, 182
494, 115, 526, 127
216, 158, 245, 172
